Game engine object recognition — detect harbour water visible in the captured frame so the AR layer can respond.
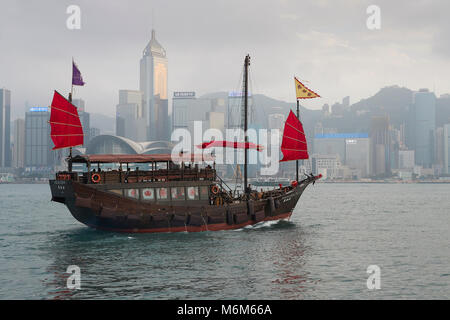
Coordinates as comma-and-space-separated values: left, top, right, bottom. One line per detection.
0, 183, 449, 299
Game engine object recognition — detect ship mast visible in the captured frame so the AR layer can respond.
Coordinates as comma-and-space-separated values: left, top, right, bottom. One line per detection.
243, 54, 250, 195
296, 99, 299, 181
68, 90, 73, 173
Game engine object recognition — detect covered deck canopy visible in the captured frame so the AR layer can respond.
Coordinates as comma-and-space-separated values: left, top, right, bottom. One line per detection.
71, 153, 215, 164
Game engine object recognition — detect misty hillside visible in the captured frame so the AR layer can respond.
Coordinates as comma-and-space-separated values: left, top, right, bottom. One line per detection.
88, 87, 450, 138
200, 92, 322, 137
321, 86, 450, 133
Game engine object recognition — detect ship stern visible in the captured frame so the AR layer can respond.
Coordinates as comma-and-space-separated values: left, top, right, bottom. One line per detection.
49, 179, 74, 204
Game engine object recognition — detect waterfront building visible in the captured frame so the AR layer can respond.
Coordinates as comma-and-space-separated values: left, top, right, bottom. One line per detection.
398, 150, 415, 169
311, 154, 341, 179
412, 89, 436, 167
370, 116, 391, 176
313, 133, 370, 178
25, 107, 55, 168
345, 135, 370, 178
116, 90, 146, 142
435, 127, 444, 169
172, 92, 196, 131
444, 124, 450, 174
0, 88, 11, 167
86, 134, 172, 156
12, 118, 25, 168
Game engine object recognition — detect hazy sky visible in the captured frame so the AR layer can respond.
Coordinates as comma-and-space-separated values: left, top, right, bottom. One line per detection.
1, 0, 450, 118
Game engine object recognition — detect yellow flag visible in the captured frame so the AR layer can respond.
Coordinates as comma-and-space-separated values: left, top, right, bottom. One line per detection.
295, 77, 320, 99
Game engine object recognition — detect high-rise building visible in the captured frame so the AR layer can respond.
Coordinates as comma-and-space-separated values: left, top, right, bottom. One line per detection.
172, 92, 195, 131
313, 133, 370, 177
140, 29, 168, 141
370, 115, 391, 176
72, 98, 91, 146
90, 127, 101, 140
116, 90, 146, 141
172, 91, 213, 140
72, 98, 85, 112
12, 118, 25, 168
207, 111, 225, 133
0, 88, 11, 167
345, 136, 370, 178
154, 94, 169, 141
435, 127, 444, 169
25, 107, 55, 168
313, 133, 347, 163
444, 124, 450, 174
311, 154, 341, 180
119, 90, 144, 115
398, 150, 415, 169
412, 89, 436, 168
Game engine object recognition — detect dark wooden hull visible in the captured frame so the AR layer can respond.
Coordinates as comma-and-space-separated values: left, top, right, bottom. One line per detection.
49, 179, 315, 233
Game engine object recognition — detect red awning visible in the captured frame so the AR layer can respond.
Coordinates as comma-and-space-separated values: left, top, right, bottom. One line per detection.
71, 153, 215, 164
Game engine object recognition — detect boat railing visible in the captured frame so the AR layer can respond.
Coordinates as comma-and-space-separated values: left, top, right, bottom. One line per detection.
56, 167, 216, 184
215, 174, 233, 194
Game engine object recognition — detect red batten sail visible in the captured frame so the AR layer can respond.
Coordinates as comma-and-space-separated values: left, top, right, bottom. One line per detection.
197, 140, 264, 151
280, 110, 309, 162
49, 91, 84, 150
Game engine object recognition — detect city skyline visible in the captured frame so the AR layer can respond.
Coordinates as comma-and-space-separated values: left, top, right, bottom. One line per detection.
2, 1, 450, 119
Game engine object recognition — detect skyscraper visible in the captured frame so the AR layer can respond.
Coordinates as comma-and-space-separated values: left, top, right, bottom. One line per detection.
172, 92, 196, 131
370, 115, 391, 176
444, 124, 450, 174
116, 90, 146, 141
25, 107, 54, 168
72, 98, 91, 146
0, 88, 11, 167
412, 89, 436, 168
140, 29, 168, 141
12, 118, 25, 168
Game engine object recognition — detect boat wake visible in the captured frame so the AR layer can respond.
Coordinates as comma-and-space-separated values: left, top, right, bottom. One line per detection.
233, 219, 295, 232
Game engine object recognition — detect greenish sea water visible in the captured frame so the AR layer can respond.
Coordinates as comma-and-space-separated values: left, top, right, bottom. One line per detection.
0, 183, 449, 299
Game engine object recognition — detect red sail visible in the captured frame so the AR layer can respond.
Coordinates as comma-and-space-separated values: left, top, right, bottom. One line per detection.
280, 110, 309, 161
197, 140, 264, 151
49, 91, 84, 150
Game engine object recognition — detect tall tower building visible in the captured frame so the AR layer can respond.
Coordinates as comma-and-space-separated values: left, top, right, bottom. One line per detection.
0, 88, 11, 167
412, 89, 436, 168
140, 29, 168, 141
12, 118, 25, 168
370, 115, 391, 176
444, 124, 450, 174
116, 90, 146, 141
25, 107, 55, 168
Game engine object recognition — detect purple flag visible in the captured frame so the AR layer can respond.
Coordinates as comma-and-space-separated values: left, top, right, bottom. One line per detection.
72, 60, 85, 86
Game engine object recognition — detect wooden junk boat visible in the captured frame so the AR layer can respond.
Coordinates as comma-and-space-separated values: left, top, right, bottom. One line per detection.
49, 55, 322, 233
